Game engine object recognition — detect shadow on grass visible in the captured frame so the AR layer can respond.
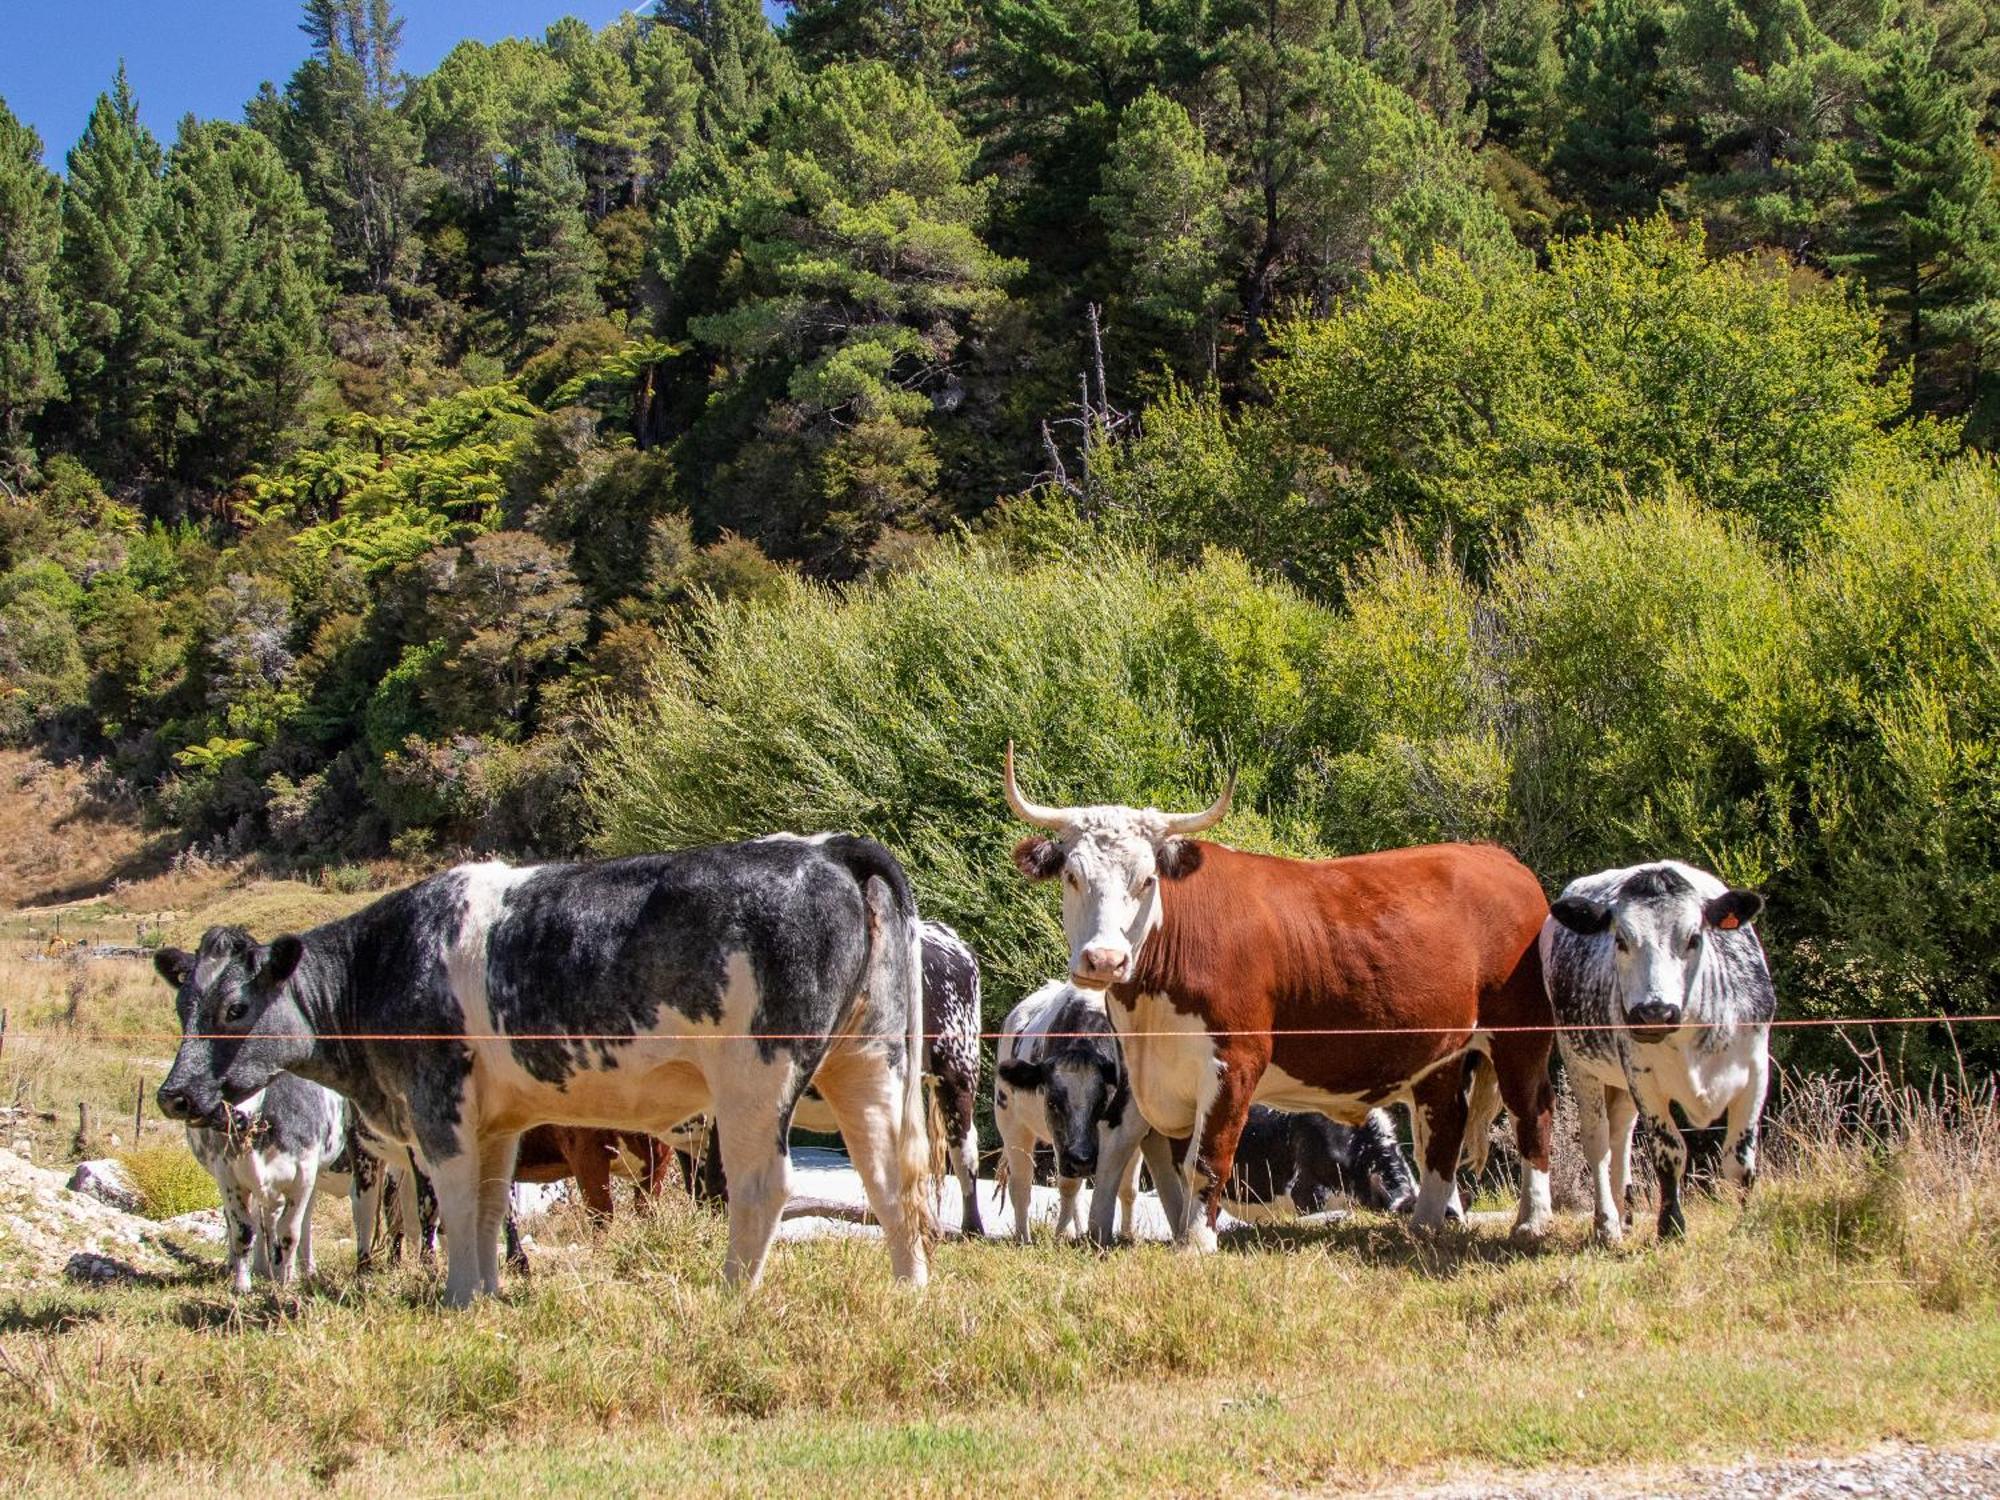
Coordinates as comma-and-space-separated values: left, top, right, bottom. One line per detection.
1214, 1210, 1566, 1277
0, 1299, 114, 1334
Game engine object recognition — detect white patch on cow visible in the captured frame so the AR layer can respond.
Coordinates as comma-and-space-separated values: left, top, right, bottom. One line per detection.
1513, 1164, 1552, 1243
1254, 1061, 1372, 1123
1108, 990, 1218, 1137
445, 860, 542, 1041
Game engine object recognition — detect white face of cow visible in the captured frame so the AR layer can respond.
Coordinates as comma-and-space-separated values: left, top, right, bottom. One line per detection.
1003, 746, 1232, 991
1551, 870, 1764, 1041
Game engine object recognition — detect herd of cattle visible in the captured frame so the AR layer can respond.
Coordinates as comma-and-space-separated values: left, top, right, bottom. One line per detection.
148, 754, 1776, 1306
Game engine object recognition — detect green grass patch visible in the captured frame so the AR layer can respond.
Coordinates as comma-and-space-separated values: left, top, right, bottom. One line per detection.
113, 1141, 219, 1219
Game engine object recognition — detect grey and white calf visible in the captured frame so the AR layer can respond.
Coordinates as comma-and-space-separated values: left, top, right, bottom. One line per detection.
1219, 1106, 1416, 1222
793, 920, 984, 1233
1542, 861, 1774, 1243
993, 980, 1184, 1244
180, 1072, 382, 1293
154, 837, 932, 1306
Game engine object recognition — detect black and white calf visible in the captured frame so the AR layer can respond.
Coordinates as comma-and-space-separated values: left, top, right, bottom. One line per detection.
994, 981, 1184, 1244
1542, 861, 1774, 1242
1219, 1106, 1416, 1222
183, 1072, 381, 1292
154, 837, 932, 1305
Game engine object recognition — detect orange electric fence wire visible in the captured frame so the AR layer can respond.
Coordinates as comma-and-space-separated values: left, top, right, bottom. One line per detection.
5, 1014, 1999, 1044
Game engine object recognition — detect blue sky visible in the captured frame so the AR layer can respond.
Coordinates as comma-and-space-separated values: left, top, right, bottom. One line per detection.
0, 2, 780, 167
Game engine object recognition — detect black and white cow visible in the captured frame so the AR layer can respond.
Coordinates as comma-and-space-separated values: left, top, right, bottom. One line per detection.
1542, 861, 1774, 1242
183, 1072, 380, 1292
1218, 1106, 1416, 1222
154, 837, 932, 1305
994, 980, 1185, 1244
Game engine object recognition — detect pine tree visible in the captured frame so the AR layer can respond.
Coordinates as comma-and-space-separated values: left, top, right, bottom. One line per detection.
491, 136, 607, 357
56, 65, 168, 482
654, 0, 797, 139
1553, 0, 1676, 222
1092, 88, 1231, 373
0, 100, 65, 483
550, 18, 652, 213
266, 0, 428, 297
666, 62, 1017, 570
781, 0, 981, 91
152, 120, 330, 489
1834, 27, 2000, 405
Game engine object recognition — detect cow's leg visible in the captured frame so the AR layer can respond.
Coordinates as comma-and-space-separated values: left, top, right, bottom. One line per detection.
1490, 1031, 1555, 1246
1186, 1053, 1264, 1251
1139, 1130, 1189, 1237
475, 1132, 521, 1296
1577, 1077, 1621, 1245
1089, 1118, 1143, 1246
1409, 1064, 1473, 1237
269, 1171, 314, 1287
1628, 1073, 1689, 1240
814, 1045, 927, 1284
1055, 1176, 1082, 1238
567, 1132, 615, 1224
427, 1143, 491, 1307
351, 1153, 385, 1273
1605, 1087, 1639, 1227
710, 1050, 802, 1291
946, 1082, 983, 1236
999, 1114, 1037, 1243
219, 1182, 256, 1294
504, 1212, 529, 1275
1720, 1051, 1771, 1196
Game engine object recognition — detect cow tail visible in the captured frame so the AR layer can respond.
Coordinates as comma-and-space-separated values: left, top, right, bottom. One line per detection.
1462, 1053, 1504, 1181
861, 875, 934, 1248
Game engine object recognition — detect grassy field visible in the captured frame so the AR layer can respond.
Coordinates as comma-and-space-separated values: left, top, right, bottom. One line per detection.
2, 1060, 1996, 1497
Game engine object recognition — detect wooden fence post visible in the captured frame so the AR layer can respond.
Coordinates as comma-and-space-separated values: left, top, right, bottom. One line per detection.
133, 1077, 145, 1141
74, 1102, 92, 1157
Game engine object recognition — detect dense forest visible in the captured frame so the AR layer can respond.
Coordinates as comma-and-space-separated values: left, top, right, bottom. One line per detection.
1, 0, 1996, 1057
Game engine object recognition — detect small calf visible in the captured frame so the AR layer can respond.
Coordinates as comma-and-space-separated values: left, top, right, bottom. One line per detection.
1543, 861, 1774, 1242
994, 981, 1184, 1244
185, 1072, 378, 1292
1221, 1106, 1416, 1222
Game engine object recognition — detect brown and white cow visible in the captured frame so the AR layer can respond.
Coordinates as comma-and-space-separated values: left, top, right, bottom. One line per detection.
1002, 746, 1556, 1249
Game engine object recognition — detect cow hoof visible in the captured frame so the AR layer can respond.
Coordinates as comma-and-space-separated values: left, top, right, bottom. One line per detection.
1592, 1217, 1624, 1247
1509, 1218, 1551, 1249
1657, 1211, 1687, 1242
1176, 1225, 1219, 1255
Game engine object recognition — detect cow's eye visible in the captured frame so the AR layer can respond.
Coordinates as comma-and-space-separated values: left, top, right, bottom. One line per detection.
223, 1000, 250, 1025
1138, 875, 1157, 896
1686, 933, 1701, 952
1614, 937, 1629, 954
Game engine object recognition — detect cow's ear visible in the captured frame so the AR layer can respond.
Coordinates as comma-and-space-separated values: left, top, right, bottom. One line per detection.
1704, 889, 1764, 932
1549, 896, 1613, 935
257, 934, 305, 988
1012, 835, 1065, 882
997, 1058, 1046, 1091
1157, 837, 1204, 881
153, 947, 195, 988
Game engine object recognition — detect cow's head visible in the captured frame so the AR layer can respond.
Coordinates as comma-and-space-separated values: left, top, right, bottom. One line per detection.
153, 925, 313, 1127
997, 1051, 1124, 1177
1003, 743, 1232, 990
1549, 866, 1763, 1043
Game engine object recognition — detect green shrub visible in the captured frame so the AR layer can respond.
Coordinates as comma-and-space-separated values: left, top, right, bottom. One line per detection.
586, 541, 1333, 1005
118, 1141, 222, 1219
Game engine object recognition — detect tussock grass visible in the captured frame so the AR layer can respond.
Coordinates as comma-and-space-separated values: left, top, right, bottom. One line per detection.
113, 1142, 218, 1220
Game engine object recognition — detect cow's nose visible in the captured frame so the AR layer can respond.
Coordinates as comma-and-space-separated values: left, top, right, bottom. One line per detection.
157, 1084, 195, 1121
1061, 1150, 1098, 1176
1074, 946, 1128, 986
1627, 1001, 1682, 1038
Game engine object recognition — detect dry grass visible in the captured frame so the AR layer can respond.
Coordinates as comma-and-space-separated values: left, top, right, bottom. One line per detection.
0, 1073, 1995, 1497
0, 750, 166, 910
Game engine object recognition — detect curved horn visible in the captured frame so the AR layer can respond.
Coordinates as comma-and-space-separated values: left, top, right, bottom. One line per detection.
1162, 772, 1235, 836
1002, 741, 1072, 830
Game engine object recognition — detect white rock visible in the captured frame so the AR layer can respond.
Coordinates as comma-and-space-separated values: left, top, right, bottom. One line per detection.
68, 1158, 142, 1213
